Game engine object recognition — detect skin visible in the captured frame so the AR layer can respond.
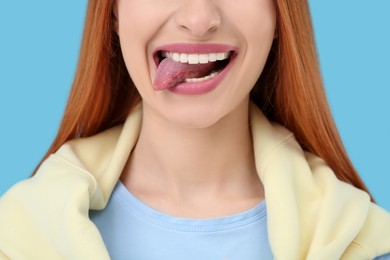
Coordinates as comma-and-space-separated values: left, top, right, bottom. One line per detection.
117, 0, 277, 218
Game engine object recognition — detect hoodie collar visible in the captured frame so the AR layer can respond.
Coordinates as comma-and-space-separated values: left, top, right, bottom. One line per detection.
53, 102, 389, 259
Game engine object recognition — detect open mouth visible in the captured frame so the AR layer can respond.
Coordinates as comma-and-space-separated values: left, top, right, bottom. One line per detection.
153, 50, 236, 90
155, 50, 233, 70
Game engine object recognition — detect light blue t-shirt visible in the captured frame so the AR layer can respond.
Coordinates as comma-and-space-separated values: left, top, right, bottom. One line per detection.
90, 181, 273, 260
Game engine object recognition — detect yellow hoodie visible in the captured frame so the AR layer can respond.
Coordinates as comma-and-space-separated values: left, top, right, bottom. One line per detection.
1, 104, 389, 260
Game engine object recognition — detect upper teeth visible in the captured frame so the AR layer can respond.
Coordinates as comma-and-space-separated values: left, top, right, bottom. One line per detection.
162, 51, 230, 64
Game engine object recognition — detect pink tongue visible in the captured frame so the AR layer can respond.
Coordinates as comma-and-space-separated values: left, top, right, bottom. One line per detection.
154, 58, 218, 90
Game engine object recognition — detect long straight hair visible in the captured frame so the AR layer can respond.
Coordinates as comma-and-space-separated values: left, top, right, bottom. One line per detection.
36, 0, 373, 200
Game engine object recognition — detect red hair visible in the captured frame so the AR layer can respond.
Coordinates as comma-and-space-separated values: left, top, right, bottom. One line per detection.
36, 0, 373, 200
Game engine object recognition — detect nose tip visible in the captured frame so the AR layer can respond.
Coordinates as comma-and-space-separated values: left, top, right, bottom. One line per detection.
174, 1, 221, 38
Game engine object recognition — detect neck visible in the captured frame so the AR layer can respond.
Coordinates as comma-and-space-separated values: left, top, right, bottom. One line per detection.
122, 99, 263, 205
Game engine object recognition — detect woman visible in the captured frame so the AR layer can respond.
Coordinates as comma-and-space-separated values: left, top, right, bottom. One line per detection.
1, 0, 389, 259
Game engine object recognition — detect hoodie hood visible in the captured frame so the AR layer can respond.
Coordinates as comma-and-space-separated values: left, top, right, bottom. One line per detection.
1, 103, 389, 259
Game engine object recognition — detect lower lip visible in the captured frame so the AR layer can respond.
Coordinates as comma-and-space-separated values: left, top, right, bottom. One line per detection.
167, 55, 237, 95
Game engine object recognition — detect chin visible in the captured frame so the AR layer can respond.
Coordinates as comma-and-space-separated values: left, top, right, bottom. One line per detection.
162, 104, 226, 129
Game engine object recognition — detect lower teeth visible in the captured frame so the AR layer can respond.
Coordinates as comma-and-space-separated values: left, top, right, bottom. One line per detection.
185, 71, 219, 83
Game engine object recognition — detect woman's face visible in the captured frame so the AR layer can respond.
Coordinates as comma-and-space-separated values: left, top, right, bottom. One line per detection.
116, 0, 276, 128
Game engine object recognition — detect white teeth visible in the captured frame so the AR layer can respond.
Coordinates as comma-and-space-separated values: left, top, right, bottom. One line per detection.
172, 52, 180, 61
199, 54, 209, 64
162, 51, 230, 64
179, 53, 188, 63
208, 53, 217, 62
185, 71, 219, 83
216, 52, 228, 60
188, 54, 199, 64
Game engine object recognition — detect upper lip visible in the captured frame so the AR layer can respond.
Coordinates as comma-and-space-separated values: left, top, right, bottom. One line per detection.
153, 43, 238, 66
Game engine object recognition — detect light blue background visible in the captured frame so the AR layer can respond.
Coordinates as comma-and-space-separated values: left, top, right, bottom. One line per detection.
1, 1, 389, 211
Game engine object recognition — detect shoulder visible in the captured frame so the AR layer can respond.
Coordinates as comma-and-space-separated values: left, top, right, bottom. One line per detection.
0, 132, 117, 259
0, 103, 142, 221
303, 152, 390, 259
